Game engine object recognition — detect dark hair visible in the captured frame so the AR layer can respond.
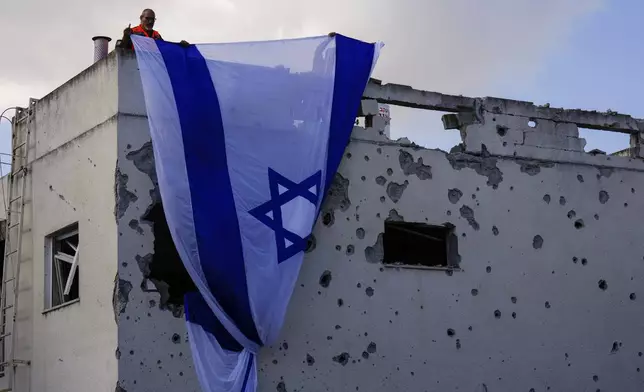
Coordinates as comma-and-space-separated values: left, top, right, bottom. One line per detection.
141, 8, 155, 16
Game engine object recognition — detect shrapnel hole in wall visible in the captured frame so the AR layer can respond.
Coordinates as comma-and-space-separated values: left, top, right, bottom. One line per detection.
142, 202, 197, 306
383, 221, 458, 268
578, 127, 631, 156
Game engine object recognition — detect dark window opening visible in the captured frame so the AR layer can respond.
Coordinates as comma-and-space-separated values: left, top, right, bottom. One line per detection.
142, 202, 197, 306
383, 221, 458, 268
48, 224, 80, 308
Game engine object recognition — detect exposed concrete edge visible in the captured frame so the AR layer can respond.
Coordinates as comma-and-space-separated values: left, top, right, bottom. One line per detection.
350, 131, 644, 173
364, 81, 644, 133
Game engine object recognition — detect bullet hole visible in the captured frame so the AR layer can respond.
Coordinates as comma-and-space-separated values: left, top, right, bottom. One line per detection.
362, 351, 369, 359
399, 150, 432, 180
632, 188, 636, 194
594, 214, 599, 220
364, 155, 370, 161
171, 334, 180, 344
380, 196, 386, 203
511, 296, 517, 304
593, 375, 599, 382
624, 202, 628, 207
581, 258, 588, 266
305, 234, 316, 253
335, 325, 342, 330
510, 186, 514, 191
394, 311, 399, 315
361, 176, 366, 181
456, 339, 461, 349
577, 174, 584, 183
365, 287, 374, 297
630, 293, 636, 300
447, 328, 455, 337
486, 266, 492, 273
494, 310, 501, 319
599, 190, 609, 204
496, 125, 508, 136
322, 213, 333, 226
543, 194, 551, 204
385, 168, 394, 177
326, 336, 332, 341
512, 312, 517, 319
333, 352, 350, 366
598, 279, 608, 291
306, 353, 315, 366
639, 352, 642, 357
533, 235, 544, 249
545, 301, 551, 309
282, 342, 289, 350
375, 176, 387, 186
386, 181, 409, 203
357, 283, 362, 288
272, 359, 278, 365
337, 298, 344, 307
445, 269, 454, 276
276, 381, 287, 392
448, 188, 463, 204
574, 219, 585, 229
460, 205, 480, 230
447, 210, 452, 216
492, 226, 499, 236
611, 341, 620, 353
356, 228, 365, 239
559, 196, 566, 206
573, 257, 578, 263
472, 194, 476, 199
367, 342, 377, 353
346, 245, 355, 255
346, 153, 352, 159
335, 245, 341, 251
471, 289, 479, 296
319, 270, 332, 288
567, 210, 576, 219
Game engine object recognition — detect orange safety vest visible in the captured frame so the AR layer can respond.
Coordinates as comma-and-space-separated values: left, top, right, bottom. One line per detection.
131, 24, 162, 40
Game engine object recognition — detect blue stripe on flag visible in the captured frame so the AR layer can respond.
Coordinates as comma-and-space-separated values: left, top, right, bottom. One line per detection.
324, 35, 375, 192
185, 292, 243, 352
157, 41, 261, 347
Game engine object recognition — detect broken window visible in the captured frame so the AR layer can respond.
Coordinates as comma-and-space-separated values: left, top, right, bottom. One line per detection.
45, 224, 79, 309
383, 221, 457, 268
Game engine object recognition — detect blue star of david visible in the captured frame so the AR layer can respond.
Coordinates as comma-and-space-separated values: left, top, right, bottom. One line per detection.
249, 168, 322, 263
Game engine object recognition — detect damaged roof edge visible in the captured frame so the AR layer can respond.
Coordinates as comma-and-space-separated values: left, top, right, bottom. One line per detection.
364, 80, 644, 134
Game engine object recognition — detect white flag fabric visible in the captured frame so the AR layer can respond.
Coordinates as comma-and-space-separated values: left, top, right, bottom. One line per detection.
132, 34, 381, 392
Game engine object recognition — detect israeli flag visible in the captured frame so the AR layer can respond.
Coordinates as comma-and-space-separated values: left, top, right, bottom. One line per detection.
132, 34, 381, 392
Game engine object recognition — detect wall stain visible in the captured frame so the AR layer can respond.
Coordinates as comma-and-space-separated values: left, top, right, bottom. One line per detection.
533, 235, 544, 249
128, 219, 144, 235
599, 190, 610, 204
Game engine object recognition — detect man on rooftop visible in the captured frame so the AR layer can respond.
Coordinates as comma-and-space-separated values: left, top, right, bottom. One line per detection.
119, 9, 189, 49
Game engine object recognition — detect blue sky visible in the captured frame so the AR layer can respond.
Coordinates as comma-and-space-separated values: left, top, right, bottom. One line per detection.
389, 1, 640, 153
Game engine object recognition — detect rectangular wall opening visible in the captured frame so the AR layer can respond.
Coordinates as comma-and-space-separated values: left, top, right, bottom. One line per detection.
383, 221, 458, 269
45, 223, 79, 309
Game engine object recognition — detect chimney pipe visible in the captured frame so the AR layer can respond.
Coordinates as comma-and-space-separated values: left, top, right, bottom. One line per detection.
92, 36, 112, 63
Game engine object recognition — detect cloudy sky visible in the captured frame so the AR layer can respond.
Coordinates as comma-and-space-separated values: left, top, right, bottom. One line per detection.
0, 0, 641, 159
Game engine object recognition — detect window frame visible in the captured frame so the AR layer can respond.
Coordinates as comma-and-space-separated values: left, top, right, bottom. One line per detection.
44, 223, 80, 311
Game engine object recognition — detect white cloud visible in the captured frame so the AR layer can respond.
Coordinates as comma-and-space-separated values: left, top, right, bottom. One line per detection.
0, 0, 604, 148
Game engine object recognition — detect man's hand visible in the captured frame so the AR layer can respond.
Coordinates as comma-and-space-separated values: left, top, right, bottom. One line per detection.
179, 40, 190, 48
123, 24, 132, 37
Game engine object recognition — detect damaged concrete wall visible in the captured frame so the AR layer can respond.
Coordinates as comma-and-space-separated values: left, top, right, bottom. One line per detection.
113, 56, 644, 391
11, 53, 119, 392
115, 50, 199, 392
258, 126, 644, 391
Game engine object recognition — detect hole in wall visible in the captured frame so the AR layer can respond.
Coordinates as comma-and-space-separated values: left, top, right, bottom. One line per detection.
579, 127, 631, 156
383, 221, 458, 268
142, 202, 197, 306
386, 106, 461, 151
527, 120, 537, 128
